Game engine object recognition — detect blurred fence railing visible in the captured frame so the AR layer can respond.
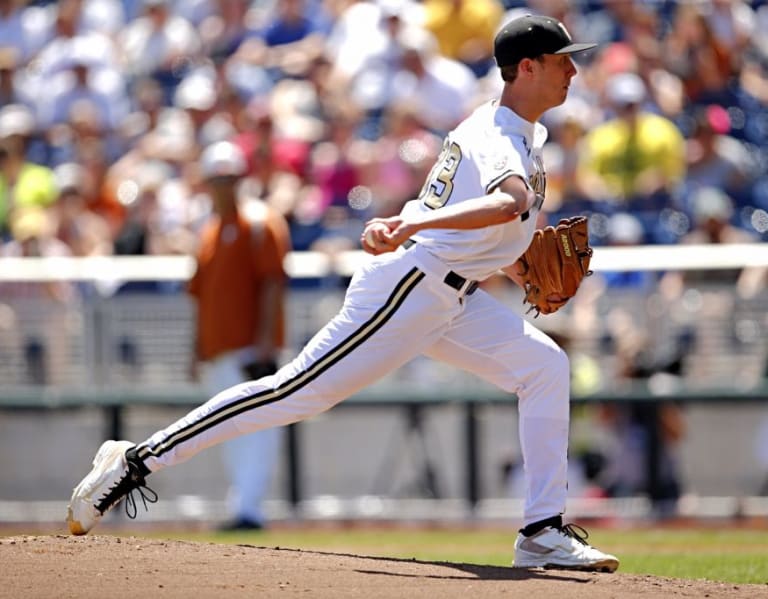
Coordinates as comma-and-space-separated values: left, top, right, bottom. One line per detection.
1, 244, 767, 388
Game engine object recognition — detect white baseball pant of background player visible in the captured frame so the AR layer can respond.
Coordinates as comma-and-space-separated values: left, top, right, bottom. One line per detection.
135, 241, 569, 527
199, 348, 282, 526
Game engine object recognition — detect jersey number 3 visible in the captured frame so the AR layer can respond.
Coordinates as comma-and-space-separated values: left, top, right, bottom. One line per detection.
419, 140, 462, 209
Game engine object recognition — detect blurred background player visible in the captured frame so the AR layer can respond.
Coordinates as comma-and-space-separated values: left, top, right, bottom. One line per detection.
188, 140, 291, 530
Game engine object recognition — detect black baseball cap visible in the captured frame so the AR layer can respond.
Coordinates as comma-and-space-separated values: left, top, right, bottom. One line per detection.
494, 15, 597, 67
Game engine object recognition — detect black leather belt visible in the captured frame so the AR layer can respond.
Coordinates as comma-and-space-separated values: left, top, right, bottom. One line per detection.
402, 239, 479, 295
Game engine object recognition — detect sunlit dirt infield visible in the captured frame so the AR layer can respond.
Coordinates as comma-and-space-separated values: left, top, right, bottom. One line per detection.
0, 534, 763, 599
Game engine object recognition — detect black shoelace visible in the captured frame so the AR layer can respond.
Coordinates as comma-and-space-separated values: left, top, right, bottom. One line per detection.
95, 460, 158, 519
560, 523, 590, 546
123, 483, 158, 519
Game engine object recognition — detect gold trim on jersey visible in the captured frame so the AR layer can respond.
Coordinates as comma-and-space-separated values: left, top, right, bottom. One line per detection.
485, 169, 516, 195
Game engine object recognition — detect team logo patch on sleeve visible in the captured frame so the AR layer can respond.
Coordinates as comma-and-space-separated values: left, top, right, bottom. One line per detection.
478, 136, 511, 172
480, 146, 508, 171
492, 151, 508, 171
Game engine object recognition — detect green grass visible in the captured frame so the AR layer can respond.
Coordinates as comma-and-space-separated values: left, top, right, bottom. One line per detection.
147, 525, 768, 585
598, 528, 768, 584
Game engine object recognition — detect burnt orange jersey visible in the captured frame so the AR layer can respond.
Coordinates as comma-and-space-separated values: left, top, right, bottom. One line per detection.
188, 201, 290, 361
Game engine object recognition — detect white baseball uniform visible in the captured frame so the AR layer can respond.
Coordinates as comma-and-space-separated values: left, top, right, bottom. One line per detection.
135, 100, 570, 526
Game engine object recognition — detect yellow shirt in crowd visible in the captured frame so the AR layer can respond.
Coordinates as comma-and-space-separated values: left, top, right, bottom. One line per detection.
579, 112, 686, 201
0, 163, 57, 230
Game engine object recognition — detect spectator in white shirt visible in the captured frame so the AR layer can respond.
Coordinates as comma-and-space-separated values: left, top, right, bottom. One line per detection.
390, 26, 478, 135
38, 44, 129, 133
119, 0, 202, 89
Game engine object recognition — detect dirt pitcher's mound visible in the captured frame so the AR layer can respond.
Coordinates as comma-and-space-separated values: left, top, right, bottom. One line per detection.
0, 535, 761, 599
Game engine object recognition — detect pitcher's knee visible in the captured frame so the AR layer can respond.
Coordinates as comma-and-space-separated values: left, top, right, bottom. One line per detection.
550, 345, 570, 385
519, 345, 570, 420
535, 344, 569, 395
528, 335, 569, 383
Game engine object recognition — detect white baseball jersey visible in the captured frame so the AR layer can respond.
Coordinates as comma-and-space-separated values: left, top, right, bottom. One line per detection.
134, 100, 571, 528
402, 100, 549, 281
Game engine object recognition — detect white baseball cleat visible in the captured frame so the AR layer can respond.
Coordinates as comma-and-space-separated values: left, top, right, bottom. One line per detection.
66, 440, 156, 535
513, 524, 620, 572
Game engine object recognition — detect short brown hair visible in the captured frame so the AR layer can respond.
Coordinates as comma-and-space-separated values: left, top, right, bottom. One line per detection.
499, 56, 544, 83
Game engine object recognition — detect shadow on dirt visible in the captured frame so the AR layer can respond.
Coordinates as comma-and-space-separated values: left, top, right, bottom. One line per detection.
237, 544, 589, 583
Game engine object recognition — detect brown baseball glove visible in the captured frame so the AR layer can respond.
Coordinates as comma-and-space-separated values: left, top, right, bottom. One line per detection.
513, 216, 594, 316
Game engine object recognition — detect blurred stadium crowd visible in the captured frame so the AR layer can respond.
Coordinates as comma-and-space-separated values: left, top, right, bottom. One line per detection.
2, 0, 768, 263
3, 0, 768, 511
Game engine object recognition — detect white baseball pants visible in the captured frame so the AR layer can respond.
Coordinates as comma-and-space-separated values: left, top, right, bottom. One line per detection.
137, 243, 571, 525
199, 348, 282, 524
